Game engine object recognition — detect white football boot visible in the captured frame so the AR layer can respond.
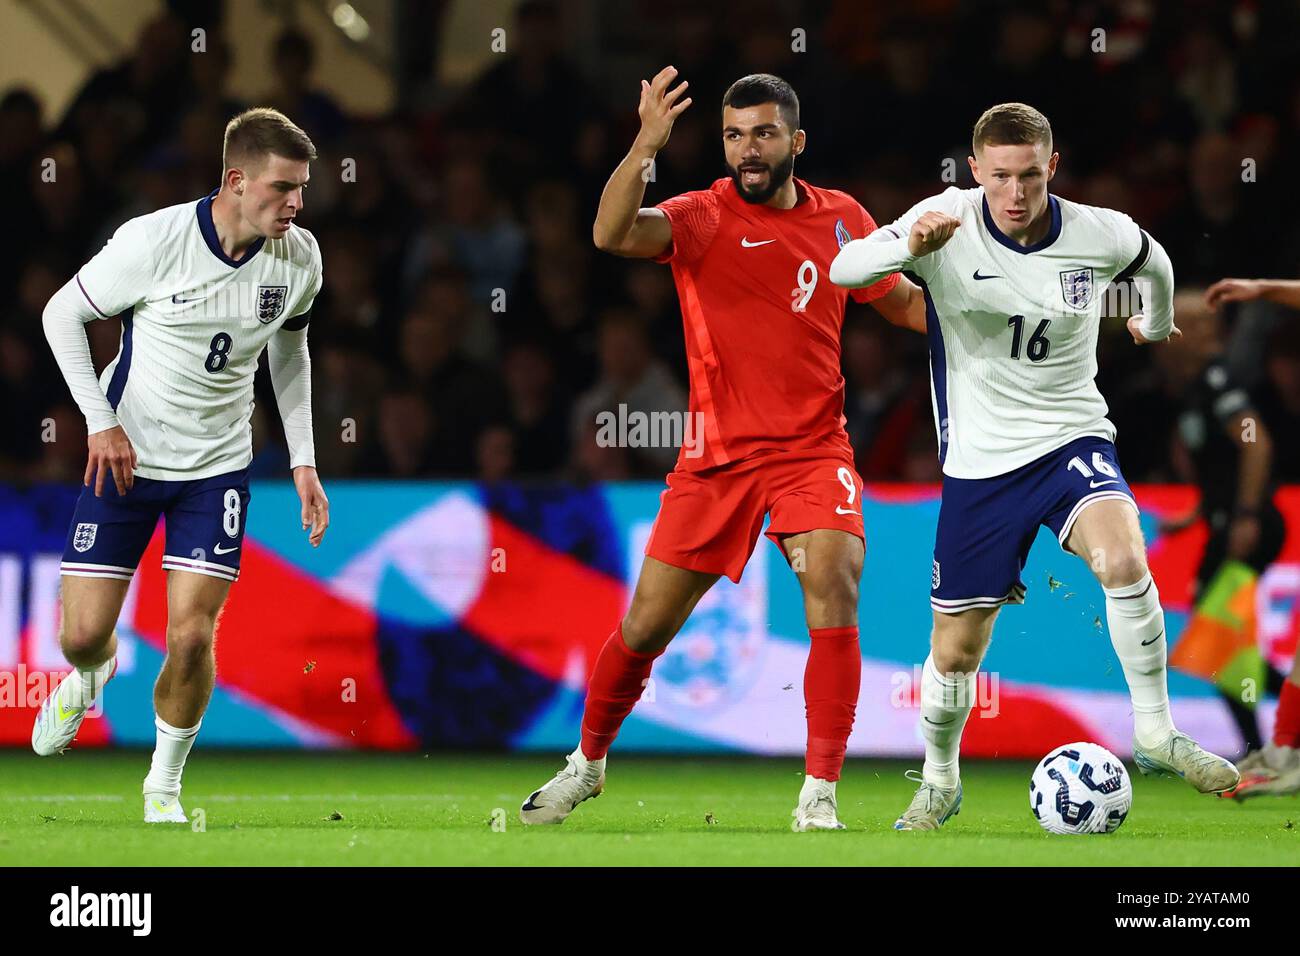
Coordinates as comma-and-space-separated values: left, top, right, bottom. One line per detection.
792, 775, 846, 831
519, 747, 605, 825
1133, 732, 1239, 793
31, 657, 117, 756
894, 769, 963, 830
143, 792, 188, 824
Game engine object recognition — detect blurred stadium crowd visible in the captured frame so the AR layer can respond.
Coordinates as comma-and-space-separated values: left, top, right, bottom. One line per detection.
2, 0, 1299, 484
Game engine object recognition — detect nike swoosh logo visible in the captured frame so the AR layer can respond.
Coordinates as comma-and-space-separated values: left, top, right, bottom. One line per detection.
1140, 629, 1165, 647
835, 507, 861, 516
172, 293, 202, 304
213, 543, 239, 555
1089, 480, 1118, 488
923, 716, 957, 725
972, 270, 1000, 280
741, 237, 775, 247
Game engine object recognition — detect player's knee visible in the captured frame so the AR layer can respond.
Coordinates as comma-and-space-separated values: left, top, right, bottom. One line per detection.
620, 607, 678, 654
930, 615, 989, 674
931, 643, 982, 676
1095, 545, 1148, 589
164, 622, 216, 670
802, 564, 859, 620
59, 620, 113, 667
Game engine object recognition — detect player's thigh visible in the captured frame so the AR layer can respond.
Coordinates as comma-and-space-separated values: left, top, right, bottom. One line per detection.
1063, 498, 1146, 587
1042, 438, 1143, 585
59, 479, 160, 654
931, 605, 999, 674
164, 570, 231, 656
58, 575, 131, 655
779, 528, 864, 622
622, 556, 720, 653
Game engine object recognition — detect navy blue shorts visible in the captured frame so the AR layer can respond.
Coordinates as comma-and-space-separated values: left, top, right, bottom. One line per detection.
60, 469, 251, 584
930, 436, 1137, 614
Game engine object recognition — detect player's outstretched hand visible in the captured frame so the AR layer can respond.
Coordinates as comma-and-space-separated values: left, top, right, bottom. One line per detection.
85, 425, 137, 498
635, 65, 692, 153
1127, 314, 1183, 346
293, 465, 329, 548
908, 212, 961, 257
1205, 278, 1265, 307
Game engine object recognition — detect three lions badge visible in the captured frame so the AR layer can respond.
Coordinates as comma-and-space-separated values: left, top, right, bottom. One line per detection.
1059, 268, 1094, 309
73, 523, 98, 553
256, 285, 289, 324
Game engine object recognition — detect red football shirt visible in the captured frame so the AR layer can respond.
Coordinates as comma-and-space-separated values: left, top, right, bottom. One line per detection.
653, 176, 900, 471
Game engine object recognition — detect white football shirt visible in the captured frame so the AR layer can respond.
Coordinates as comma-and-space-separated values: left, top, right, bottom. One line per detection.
75, 191, 322, 481
875, 187, 1150, 479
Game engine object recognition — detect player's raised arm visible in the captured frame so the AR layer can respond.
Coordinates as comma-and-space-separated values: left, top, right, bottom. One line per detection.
830, 193, 960, 289
592, 66, 692, 258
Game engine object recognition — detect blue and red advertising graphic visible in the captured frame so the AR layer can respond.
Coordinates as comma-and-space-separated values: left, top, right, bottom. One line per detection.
1, 481, 1297, 756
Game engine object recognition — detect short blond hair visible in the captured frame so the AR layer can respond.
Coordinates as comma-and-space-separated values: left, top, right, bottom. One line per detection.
222, 107, 316, 172
972, 102, 1053, 154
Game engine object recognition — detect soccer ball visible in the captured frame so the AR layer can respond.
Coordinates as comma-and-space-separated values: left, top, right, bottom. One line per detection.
1029, 742, 1132, 835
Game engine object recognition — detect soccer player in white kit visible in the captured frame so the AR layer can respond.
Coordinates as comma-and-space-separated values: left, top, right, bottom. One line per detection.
830, 103, 1239, 829
33, 108, 329, 822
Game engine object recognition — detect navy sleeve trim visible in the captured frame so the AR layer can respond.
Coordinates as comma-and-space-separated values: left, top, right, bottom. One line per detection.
1113, 228, 1150, 284
281, 310, 311, 332
76, 274, 111, 318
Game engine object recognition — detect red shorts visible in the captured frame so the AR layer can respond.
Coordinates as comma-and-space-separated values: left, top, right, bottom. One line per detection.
645, 447, 865, 583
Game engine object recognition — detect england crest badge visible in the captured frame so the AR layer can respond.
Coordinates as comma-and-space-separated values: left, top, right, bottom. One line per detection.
73, 523, 98, 553
1059, 268, 1094, 309
256, 285, 289, 324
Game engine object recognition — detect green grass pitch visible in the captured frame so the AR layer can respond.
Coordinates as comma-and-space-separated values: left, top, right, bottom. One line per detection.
0, 751, 1295, 866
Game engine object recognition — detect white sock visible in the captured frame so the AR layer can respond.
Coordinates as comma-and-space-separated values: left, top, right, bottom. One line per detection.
67, 656, 115, 709
143, 715, 201, 797
568, 746, 604, 778
920, 654, 975, 789
800, 774, 835, 798
1103, 572, 1176, 748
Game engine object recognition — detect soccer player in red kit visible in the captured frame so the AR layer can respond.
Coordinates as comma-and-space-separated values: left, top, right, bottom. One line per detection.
519, 69, 925, 829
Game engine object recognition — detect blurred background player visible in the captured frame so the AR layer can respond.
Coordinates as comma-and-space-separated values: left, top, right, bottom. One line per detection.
33, 108, 329, 822
1200, 276, 1300, 797
519, 69, 925, 830
831, 102, 1239, 830
1152, 290, 1286, 754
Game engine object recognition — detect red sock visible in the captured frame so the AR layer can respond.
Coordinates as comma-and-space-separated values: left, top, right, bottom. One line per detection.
804, 625, 861, 782
579, 626, 660, 760
1274, 678, 1300, 748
